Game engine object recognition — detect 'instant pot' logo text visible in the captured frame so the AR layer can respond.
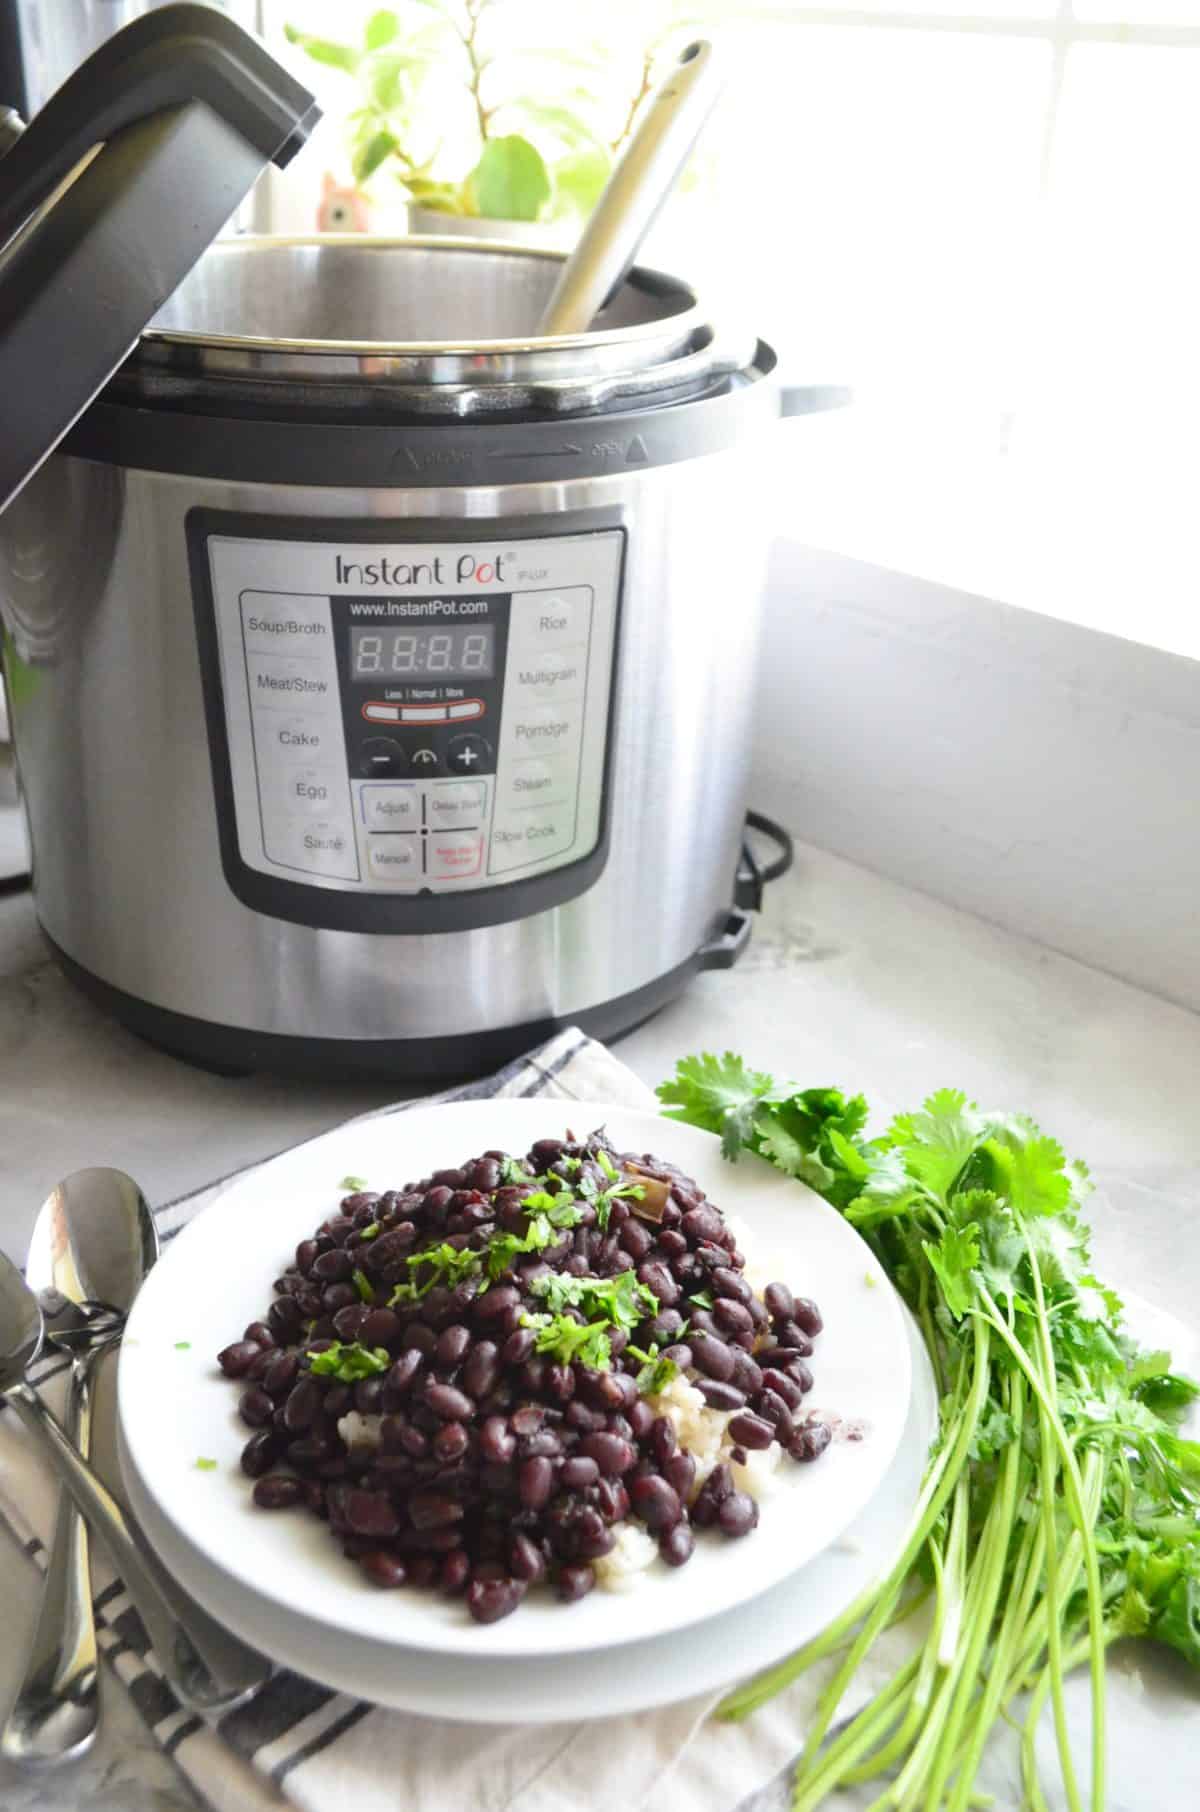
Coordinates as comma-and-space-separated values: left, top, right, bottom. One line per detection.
334, 552, 508, 587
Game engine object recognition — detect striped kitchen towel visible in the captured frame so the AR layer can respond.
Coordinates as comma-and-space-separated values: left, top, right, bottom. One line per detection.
0, 1029, 839, 1812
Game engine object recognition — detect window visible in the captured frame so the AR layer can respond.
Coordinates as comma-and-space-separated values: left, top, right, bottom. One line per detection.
263, 3, 1200, 472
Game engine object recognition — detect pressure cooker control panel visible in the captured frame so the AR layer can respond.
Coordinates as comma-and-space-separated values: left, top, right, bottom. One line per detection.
191, 517, 624, 930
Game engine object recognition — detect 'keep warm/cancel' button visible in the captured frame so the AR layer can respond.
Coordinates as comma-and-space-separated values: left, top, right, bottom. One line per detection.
487, 808, 574, 875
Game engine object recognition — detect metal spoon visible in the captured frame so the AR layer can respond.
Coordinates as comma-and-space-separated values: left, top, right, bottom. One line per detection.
2, 1169, 158, 1765
536, 39, 724, 337
0, 1245, 272, 1714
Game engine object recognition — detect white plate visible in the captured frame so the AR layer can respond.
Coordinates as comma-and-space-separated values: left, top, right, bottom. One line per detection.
118, 1307, 935, 1721
118, 1101, 911, 1664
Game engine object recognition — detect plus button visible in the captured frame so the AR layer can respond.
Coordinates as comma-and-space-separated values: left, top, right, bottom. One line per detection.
447, 733, 493, 775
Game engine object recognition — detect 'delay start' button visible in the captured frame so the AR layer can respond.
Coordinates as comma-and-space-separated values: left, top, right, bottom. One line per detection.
427, 780, 486, 828
487, 809, 573, 876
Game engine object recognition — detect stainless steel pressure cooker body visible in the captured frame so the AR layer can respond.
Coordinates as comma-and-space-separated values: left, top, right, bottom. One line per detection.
0, 14, 826, 1078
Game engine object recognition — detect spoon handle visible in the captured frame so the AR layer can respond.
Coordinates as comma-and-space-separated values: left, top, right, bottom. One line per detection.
5, 1381, 271, 1713
1, 1350, 100, 1765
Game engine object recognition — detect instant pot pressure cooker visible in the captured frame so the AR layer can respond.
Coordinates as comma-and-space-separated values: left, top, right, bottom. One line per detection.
0, 7, 833, 1079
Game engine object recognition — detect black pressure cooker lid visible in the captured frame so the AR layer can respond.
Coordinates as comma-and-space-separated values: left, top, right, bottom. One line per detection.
0, 3, 319, 515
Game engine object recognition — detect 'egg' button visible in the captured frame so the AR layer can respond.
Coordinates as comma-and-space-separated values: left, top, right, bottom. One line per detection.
367, 835, 421, 881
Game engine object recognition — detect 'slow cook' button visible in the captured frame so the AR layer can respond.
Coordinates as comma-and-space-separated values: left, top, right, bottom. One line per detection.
368, 835, 421, 881
427, 833, 483, 881
488, 810, 573, 875
361, 784, 419, 830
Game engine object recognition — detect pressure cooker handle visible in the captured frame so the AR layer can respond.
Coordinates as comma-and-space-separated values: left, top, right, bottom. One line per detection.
0, 5, 318, 518
0, 4, 317, 251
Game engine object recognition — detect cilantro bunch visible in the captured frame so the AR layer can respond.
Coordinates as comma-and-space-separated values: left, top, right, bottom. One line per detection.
659, 1054, 1200, 1812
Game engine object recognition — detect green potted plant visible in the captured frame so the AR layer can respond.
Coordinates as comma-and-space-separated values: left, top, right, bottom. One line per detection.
286, 2, 698, 240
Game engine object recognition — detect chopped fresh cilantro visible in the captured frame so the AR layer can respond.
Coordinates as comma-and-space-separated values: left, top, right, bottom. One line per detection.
530, 1268, 657, 1329
688, 1289, 715, 1310
307, 1340, 390, 1381
596, 1149, 619, 1181
499, 1155, 532, 1185
174, 1341, 191, 1350
339, 1174, 368, 1191
390, 1242, 482, 1305
624, 1341, 679, 1396
358, 1222, 381, 1241
559, 1155, 583, 1174
522, 1310, 612, 1369
195, 1457, 218, 1472
352, 1268, 375, 1304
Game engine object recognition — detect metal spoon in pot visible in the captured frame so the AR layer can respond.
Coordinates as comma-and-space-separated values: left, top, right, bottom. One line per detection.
1, 1169, 157, 1765
0, 1244, 272, 1715
536, 39, 724, 338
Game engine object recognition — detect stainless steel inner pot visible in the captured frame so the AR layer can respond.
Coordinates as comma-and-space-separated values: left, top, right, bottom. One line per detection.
121, 237, 748, 417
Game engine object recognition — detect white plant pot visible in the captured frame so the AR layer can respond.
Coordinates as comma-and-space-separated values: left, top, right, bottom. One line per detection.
406, 205, 574, 250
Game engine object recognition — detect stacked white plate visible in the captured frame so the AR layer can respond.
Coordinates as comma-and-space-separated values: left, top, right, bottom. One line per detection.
117, 1102, 935, 1722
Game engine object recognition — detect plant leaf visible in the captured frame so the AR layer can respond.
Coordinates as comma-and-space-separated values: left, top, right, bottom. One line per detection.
365, 9, 399, 50
468, 135, 551, 222
284, 26, 360, 75
353, 128, 400, 183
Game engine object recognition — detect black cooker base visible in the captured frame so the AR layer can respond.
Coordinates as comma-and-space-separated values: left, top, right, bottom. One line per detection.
47, 934, 734, 1083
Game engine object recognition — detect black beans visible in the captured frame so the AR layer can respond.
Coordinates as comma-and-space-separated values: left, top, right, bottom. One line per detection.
664, 1450, 696, 1502
359, 1308, 400, 1348
728, 1411, 775, 1451
790, 1421, 832, 1461
698, 1379, 747, 1412
791, 1297, 823, 1337
519, 1456, 555, 1509
433, 1422, 470, 1463
434, 1325, 471, 1370
223, 1133, 833, 1629
500, 1327, 535, 1367
717, 1490, 759, 1538
239, 1387, 275, 1429
241, 1431, 281, 1477
630, 1475, 682, 1532
344, 1489, 401, 1537
637, 1261, 679, 1307
253, 1474, 304, 1510
580, 1432, 636, 1476
385, 1350, 423, 1398
261, 1352, 300, 1400
218, 1340, 263, 1378
690, 1333, 735, 1383
557, 1563, 595, 1602
474, 1284, 519, 1324
713, 1298, 754, 1337
509, 1534, 547, 1583
763, 1281, 794, 1323
712, 1266, 752, 1306
660, 1522, 695, 1567
283, 1377, 322, 1433
360, 1551, 407, 1588
467, 1578, 524, 1624
462, 1341, 500, 1399
480, 1416, 516, 1463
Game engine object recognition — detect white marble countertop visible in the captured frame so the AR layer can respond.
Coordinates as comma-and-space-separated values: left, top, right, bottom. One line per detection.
1, 840, 1198, 1811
